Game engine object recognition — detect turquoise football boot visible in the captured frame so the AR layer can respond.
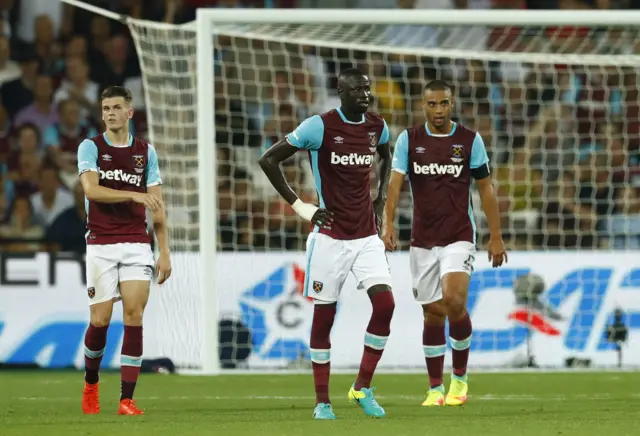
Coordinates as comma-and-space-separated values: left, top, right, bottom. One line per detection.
348, 385, 386, 418
313, 403, 336, 420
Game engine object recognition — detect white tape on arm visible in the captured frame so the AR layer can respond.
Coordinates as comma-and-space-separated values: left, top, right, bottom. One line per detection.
291, 199, 318, 222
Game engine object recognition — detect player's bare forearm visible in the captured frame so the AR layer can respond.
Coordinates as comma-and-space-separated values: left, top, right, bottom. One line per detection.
149, 186, 170, 254
476, 177, 503, 239
258, 137, 300, 206
376, 142, 392, 201
80, 172, 137, 203
152, 218, 170, 254
384, 171, 405, 227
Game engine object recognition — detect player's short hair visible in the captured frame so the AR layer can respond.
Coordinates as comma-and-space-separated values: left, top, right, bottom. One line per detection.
338, 67, 366, 80
101, 86, 133, 104
424, 80, 452, 93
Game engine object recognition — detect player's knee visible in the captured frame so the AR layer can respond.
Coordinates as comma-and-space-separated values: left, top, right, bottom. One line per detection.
371, 289, 395, 323
442, 292, 466, 318
423, 301, 446, 322
123, 306, 144, 325
90, 316, 111, 328
89, 301, 113, 327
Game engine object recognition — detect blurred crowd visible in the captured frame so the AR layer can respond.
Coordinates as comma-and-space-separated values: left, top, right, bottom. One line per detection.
0, 0, 639, 254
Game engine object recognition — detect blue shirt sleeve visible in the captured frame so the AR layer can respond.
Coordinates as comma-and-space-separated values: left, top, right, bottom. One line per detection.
391, 129, 409, 174
380, 119, 390, 145
470, 132, 489, 169
146, 144, 163, 187
77, 139, 98, 175
43, 126, 60, 148
286, 115, 323, 150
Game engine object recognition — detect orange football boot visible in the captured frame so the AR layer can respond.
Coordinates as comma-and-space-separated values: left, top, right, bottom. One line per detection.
118, 399, 144, 415
82, 382, 100, 414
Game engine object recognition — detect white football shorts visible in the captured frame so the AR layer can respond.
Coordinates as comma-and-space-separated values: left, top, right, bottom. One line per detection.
303, 232, 392, 303
86, 242, 155, 305
410, 241, 475, 305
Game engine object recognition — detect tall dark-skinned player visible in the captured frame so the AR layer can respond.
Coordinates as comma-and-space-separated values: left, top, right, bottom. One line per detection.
382, 80, 507, 407
259, 68, 395, 420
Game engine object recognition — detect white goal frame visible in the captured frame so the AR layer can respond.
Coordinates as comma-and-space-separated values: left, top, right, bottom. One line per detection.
195, 7, 640, 375
58, 0, 640, 374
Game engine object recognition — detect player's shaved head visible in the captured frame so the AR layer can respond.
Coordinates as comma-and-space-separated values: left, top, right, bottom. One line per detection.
337, 68, 371, 117
424, 79, 452, 93
338, 67, 366, 82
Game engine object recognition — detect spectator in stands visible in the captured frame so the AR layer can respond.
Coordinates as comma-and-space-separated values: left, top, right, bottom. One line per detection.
0, 103, 10, 163
364, 52, 406, 127
0, 35, 20, 85
218, 168, 253, 250
87, 15, 111, 69
44, 99, 97, 184
45, 180, 87, 253
0, 173, 7, 220
34, 15, 63, 77
577, 152, 617, 234
528, 104, 580, 196
54, 56, 99, 121
292, 70, 324, 119
65, 35, 88, 59
15, 0, 70, 43
11, 151, 41, 200
494, 148, 542, 246
538, 170, 594, 248
30, 165, 74, 227
0, 195, 45, 252
0, 52, 39, 119
603, 185, 640, 249
14, 75, 58, 135
5, 123, 41, 179
90, 34, 141, 92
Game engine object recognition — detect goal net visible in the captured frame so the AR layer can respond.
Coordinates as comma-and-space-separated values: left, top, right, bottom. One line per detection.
124, 9, 640, 372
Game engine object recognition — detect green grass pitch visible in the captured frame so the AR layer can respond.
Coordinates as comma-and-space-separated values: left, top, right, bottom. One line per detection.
1, 371, 638, 435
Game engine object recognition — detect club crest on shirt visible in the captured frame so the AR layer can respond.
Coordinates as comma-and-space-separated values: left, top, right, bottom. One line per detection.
451, 144, 464, 163
133, 155, 145, 168
368, 131, 378, 151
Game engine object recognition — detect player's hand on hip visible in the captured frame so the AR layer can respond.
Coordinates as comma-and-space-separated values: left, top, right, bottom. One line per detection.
132, 192, 162, 212
155, 252, 172, 284
291, 199, 333, 229
487, 237, 508, 268
381, 223, 397, 251
311, 208, 334, 229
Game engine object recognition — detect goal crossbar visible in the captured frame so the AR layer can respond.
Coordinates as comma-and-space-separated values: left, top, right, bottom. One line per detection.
60, 0, 640, 373
198, 8, 640, 26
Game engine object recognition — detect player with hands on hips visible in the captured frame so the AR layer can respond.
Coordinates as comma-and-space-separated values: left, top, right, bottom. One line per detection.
259, 68, 395, 420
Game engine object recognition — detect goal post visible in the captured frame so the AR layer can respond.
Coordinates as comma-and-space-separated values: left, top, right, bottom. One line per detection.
195, 9, 219, 376
62, 0, 640, 372
187, 8, 640, 372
